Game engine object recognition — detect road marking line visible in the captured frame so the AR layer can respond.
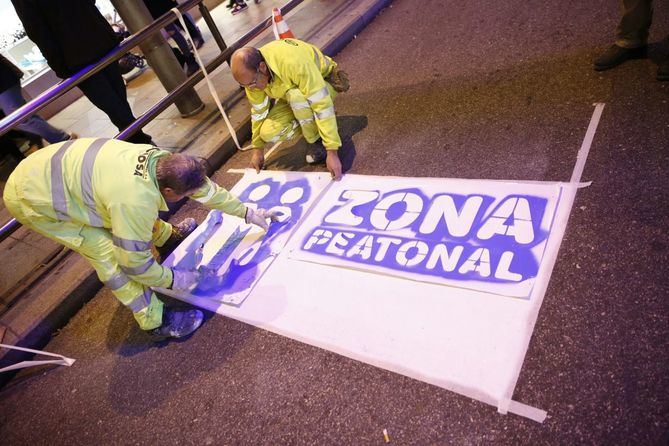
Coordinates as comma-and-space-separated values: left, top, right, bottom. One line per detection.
498, 102, 606, 423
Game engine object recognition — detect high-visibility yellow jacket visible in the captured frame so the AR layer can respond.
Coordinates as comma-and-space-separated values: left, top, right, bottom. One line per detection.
246, 38, 341, 150
9, 138, 246, 288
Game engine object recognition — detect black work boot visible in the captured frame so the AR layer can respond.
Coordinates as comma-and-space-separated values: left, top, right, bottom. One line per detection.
305, 140, 327, 165
157, 218, 198, 258
148, 308, 204, 341
594, 44, 647, 71
657, 59, 669, 81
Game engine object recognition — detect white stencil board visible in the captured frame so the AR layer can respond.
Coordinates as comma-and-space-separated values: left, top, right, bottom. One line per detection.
160, 172, 577, 421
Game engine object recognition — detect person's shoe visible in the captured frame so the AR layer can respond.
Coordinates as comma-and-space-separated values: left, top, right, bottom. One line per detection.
156, 218, 198, 258
231, 3, 248, 14
67, 132, 79, 140
305, 140, 327, 164
657, 59, 669, 81
148, 308, 204, 340
594, 44, 647, 71
193, 36, 205, 49
185, 62, 200, 77
122, 64, 148, 83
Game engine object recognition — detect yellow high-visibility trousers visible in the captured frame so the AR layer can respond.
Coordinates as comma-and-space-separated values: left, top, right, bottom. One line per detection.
258, 83, 337, 146
3, 176, 168, 331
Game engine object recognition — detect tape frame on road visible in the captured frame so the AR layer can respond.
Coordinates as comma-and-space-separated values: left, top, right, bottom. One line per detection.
497, 103, 606, 423
0, 343, 75, 373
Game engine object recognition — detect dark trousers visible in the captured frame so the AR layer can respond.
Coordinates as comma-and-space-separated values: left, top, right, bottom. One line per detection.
0, 110, 42, 161
77, 62, 152, 144
0, 132, 25, 161
176, 13, 203, 41
615, 0, 653, 48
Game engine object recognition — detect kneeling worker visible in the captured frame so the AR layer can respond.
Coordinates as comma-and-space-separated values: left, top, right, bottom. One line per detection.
231, 38, 350, 180
3, 138, 275, 340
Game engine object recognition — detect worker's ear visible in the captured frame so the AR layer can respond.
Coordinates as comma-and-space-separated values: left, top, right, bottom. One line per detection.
160, 187, 178, 202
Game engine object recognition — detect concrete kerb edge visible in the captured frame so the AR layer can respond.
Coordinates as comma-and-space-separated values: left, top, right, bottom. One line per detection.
0, 0, 393, 388
0, 258, 101, 388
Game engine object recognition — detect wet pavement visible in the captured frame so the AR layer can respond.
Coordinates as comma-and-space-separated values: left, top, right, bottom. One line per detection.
1, 0, 668, 444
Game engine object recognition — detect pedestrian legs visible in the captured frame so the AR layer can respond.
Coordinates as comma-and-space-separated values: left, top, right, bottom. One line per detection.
177, 12, 204, 47
615, 0, 653, 48
0, 84, 70, 143
165, 23, 199, 72
77, 62, 152, 144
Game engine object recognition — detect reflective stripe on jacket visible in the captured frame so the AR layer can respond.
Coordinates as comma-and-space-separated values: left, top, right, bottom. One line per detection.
246, 38, 341, 149
9, 138, 246, 288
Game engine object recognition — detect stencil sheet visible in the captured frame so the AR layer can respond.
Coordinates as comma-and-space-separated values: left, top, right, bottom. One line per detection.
158, 172, 575, 420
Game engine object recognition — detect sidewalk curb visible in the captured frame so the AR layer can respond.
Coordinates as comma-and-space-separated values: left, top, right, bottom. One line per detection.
0, 0, 393, 388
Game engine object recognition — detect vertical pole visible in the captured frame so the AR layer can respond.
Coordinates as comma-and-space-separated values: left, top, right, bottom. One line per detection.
110, 0, 204, 117
198, 3, 229, 59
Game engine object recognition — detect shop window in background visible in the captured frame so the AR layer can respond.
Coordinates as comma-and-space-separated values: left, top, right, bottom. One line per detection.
0, 0, 117, 83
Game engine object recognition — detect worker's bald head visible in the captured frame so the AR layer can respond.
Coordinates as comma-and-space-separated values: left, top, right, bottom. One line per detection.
156, 153, 207, 196
231, 47, 266, 87
231, 47, 262, 74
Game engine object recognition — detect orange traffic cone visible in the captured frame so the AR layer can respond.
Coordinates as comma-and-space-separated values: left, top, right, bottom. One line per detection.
272, 7, 295, 40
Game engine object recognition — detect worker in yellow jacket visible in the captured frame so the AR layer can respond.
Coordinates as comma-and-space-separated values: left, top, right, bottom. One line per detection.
230, 38, 350, 180
3, 138, 275, 340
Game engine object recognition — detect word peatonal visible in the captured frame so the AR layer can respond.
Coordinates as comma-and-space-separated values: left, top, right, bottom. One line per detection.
299, 188, 550, 284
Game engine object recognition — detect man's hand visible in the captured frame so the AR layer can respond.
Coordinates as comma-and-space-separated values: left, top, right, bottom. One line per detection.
251, 148, 265, 173
326, 150, 343, 181
171, 268, 201, 292
245, 207, 280, 231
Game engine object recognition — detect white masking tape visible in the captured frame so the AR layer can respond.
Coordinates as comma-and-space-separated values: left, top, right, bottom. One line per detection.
0, 343, 75, 373
170, 8, 253, 151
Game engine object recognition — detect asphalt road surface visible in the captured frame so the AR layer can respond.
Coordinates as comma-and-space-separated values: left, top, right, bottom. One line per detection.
1, 0, 667, 444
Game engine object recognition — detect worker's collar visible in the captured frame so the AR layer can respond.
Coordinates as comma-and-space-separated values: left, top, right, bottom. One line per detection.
148, 153, 169, 212
265, 65, 274, 84
259, 49, 277, 86
157, 193, 169, 212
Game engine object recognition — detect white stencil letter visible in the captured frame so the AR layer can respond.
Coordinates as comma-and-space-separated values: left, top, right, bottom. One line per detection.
477, 197, 535, 244
458, 248, 491, 277
324, 190, 379, 226
419, 195, 483, 237
370, 192, 423, 231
